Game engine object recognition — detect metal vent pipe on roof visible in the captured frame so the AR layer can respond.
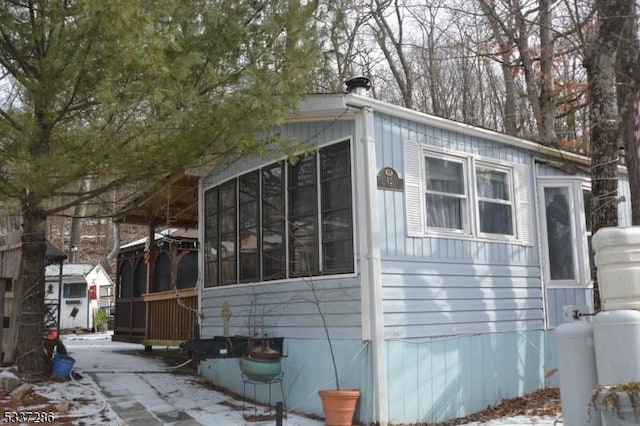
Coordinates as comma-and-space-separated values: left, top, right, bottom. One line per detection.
345, 77, 370, 96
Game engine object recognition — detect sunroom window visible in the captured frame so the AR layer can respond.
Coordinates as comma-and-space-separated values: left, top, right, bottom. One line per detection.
203, 140, 354, 287
261, 163, 286, 280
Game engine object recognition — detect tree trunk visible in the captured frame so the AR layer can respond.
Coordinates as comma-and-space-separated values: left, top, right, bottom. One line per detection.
585, 0, 629, 312
615, 0, 640, 225
69, 179, 91, 262
630, 101, 640, 225
15, 203, 48, 378
479, 0, 518, 135
538, 0, 557, 145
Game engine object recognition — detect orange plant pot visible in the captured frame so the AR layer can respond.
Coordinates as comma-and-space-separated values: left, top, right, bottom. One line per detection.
318, 389, 360, 426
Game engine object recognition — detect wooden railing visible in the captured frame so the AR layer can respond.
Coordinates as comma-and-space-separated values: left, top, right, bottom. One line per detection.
144, 288, 198, 344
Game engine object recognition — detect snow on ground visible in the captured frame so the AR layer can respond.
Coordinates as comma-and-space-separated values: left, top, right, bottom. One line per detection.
1, 331, 563, 425
457, 417, 560, 425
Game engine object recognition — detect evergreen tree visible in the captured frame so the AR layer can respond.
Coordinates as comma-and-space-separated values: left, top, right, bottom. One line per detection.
0, 0, 322, 378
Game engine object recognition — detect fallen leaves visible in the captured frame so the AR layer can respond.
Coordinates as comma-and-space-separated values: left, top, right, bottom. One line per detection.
427, 387, 561, 425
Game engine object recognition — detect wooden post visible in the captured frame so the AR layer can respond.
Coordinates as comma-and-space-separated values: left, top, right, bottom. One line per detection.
144, 224, 155, 348
0, 277, 5, 361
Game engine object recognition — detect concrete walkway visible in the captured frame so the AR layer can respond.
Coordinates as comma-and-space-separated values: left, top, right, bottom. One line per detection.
66, 337, 201, 425
61, 333, 323, 425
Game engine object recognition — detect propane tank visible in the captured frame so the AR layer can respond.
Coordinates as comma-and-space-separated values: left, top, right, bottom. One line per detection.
593, 310, 640, 385
555, 319, 601, 425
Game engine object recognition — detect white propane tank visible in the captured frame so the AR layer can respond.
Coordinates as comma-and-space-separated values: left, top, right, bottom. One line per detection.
593, 310, 640, 385
555, 320, 601, 426
592, 227, 640, 311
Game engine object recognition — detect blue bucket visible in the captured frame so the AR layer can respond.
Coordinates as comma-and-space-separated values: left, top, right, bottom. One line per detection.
51, 353, 75, 379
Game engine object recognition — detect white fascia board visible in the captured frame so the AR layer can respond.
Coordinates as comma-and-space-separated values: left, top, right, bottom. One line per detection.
286, 94, 358, 122
190, 93, 603, 178
344, 93, 592, 166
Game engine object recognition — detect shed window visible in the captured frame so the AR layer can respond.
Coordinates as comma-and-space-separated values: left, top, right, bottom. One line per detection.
203, 140, 354, 286
63, 282, 86, 298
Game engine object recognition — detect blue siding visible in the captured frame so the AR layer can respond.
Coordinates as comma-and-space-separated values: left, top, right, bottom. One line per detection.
386, 330, 551, 423
374, 112, 542, 338
200, 119, 363, 341
201, 277, 362, 340
195, 100, 607, 424
546, 287, 594, 328
202, 120, 356, 188
198, 118, 371, 421
199, 338, 371, 421
381, 260, 543, 338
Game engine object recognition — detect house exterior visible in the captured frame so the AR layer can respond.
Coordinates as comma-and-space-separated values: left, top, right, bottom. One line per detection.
45, 263, 114, 331
195, 80, 631, 424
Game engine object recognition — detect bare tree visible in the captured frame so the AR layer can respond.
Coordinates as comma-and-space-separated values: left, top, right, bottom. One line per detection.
370, 0, 416, 108
583, 0, 634, 310
615, 0, 640, 225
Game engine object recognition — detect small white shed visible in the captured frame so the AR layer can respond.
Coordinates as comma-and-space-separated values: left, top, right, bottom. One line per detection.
44, 263, 114, 331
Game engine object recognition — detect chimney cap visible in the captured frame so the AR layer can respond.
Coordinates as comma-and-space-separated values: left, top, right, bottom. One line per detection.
345, 76, 371, 93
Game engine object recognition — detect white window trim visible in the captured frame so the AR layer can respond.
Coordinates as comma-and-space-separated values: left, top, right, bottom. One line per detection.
404, 141, 532, 244
424, 150, 471, 236
537, 177, 592, 288
473, 159, 518, 242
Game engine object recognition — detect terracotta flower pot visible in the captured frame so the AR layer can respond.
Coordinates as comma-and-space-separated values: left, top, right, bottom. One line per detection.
319, 389, 360, 426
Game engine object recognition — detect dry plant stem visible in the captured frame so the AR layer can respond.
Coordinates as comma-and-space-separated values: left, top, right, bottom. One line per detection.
309, 281, 340, 390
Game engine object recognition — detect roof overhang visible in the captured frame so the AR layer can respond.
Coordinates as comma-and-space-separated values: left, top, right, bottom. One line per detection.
45, 240, 67, 265
114, 174, 199, 228
291, 92, 600, 170
113, 93, 611, 229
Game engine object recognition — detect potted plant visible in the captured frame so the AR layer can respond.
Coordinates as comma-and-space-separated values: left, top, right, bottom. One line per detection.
591, 382, 640, 425
238, 295, 282, 383
94, 309, 108, 332
307, 282, 360, 426
239, 337, 282, 383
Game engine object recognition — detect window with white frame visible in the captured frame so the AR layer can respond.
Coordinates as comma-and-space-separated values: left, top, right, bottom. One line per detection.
404, 140, 531, 243
424, 155, 468, 231
203, 140, 354, 287
538, 179, 592, 286
475, 165, 514, 236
